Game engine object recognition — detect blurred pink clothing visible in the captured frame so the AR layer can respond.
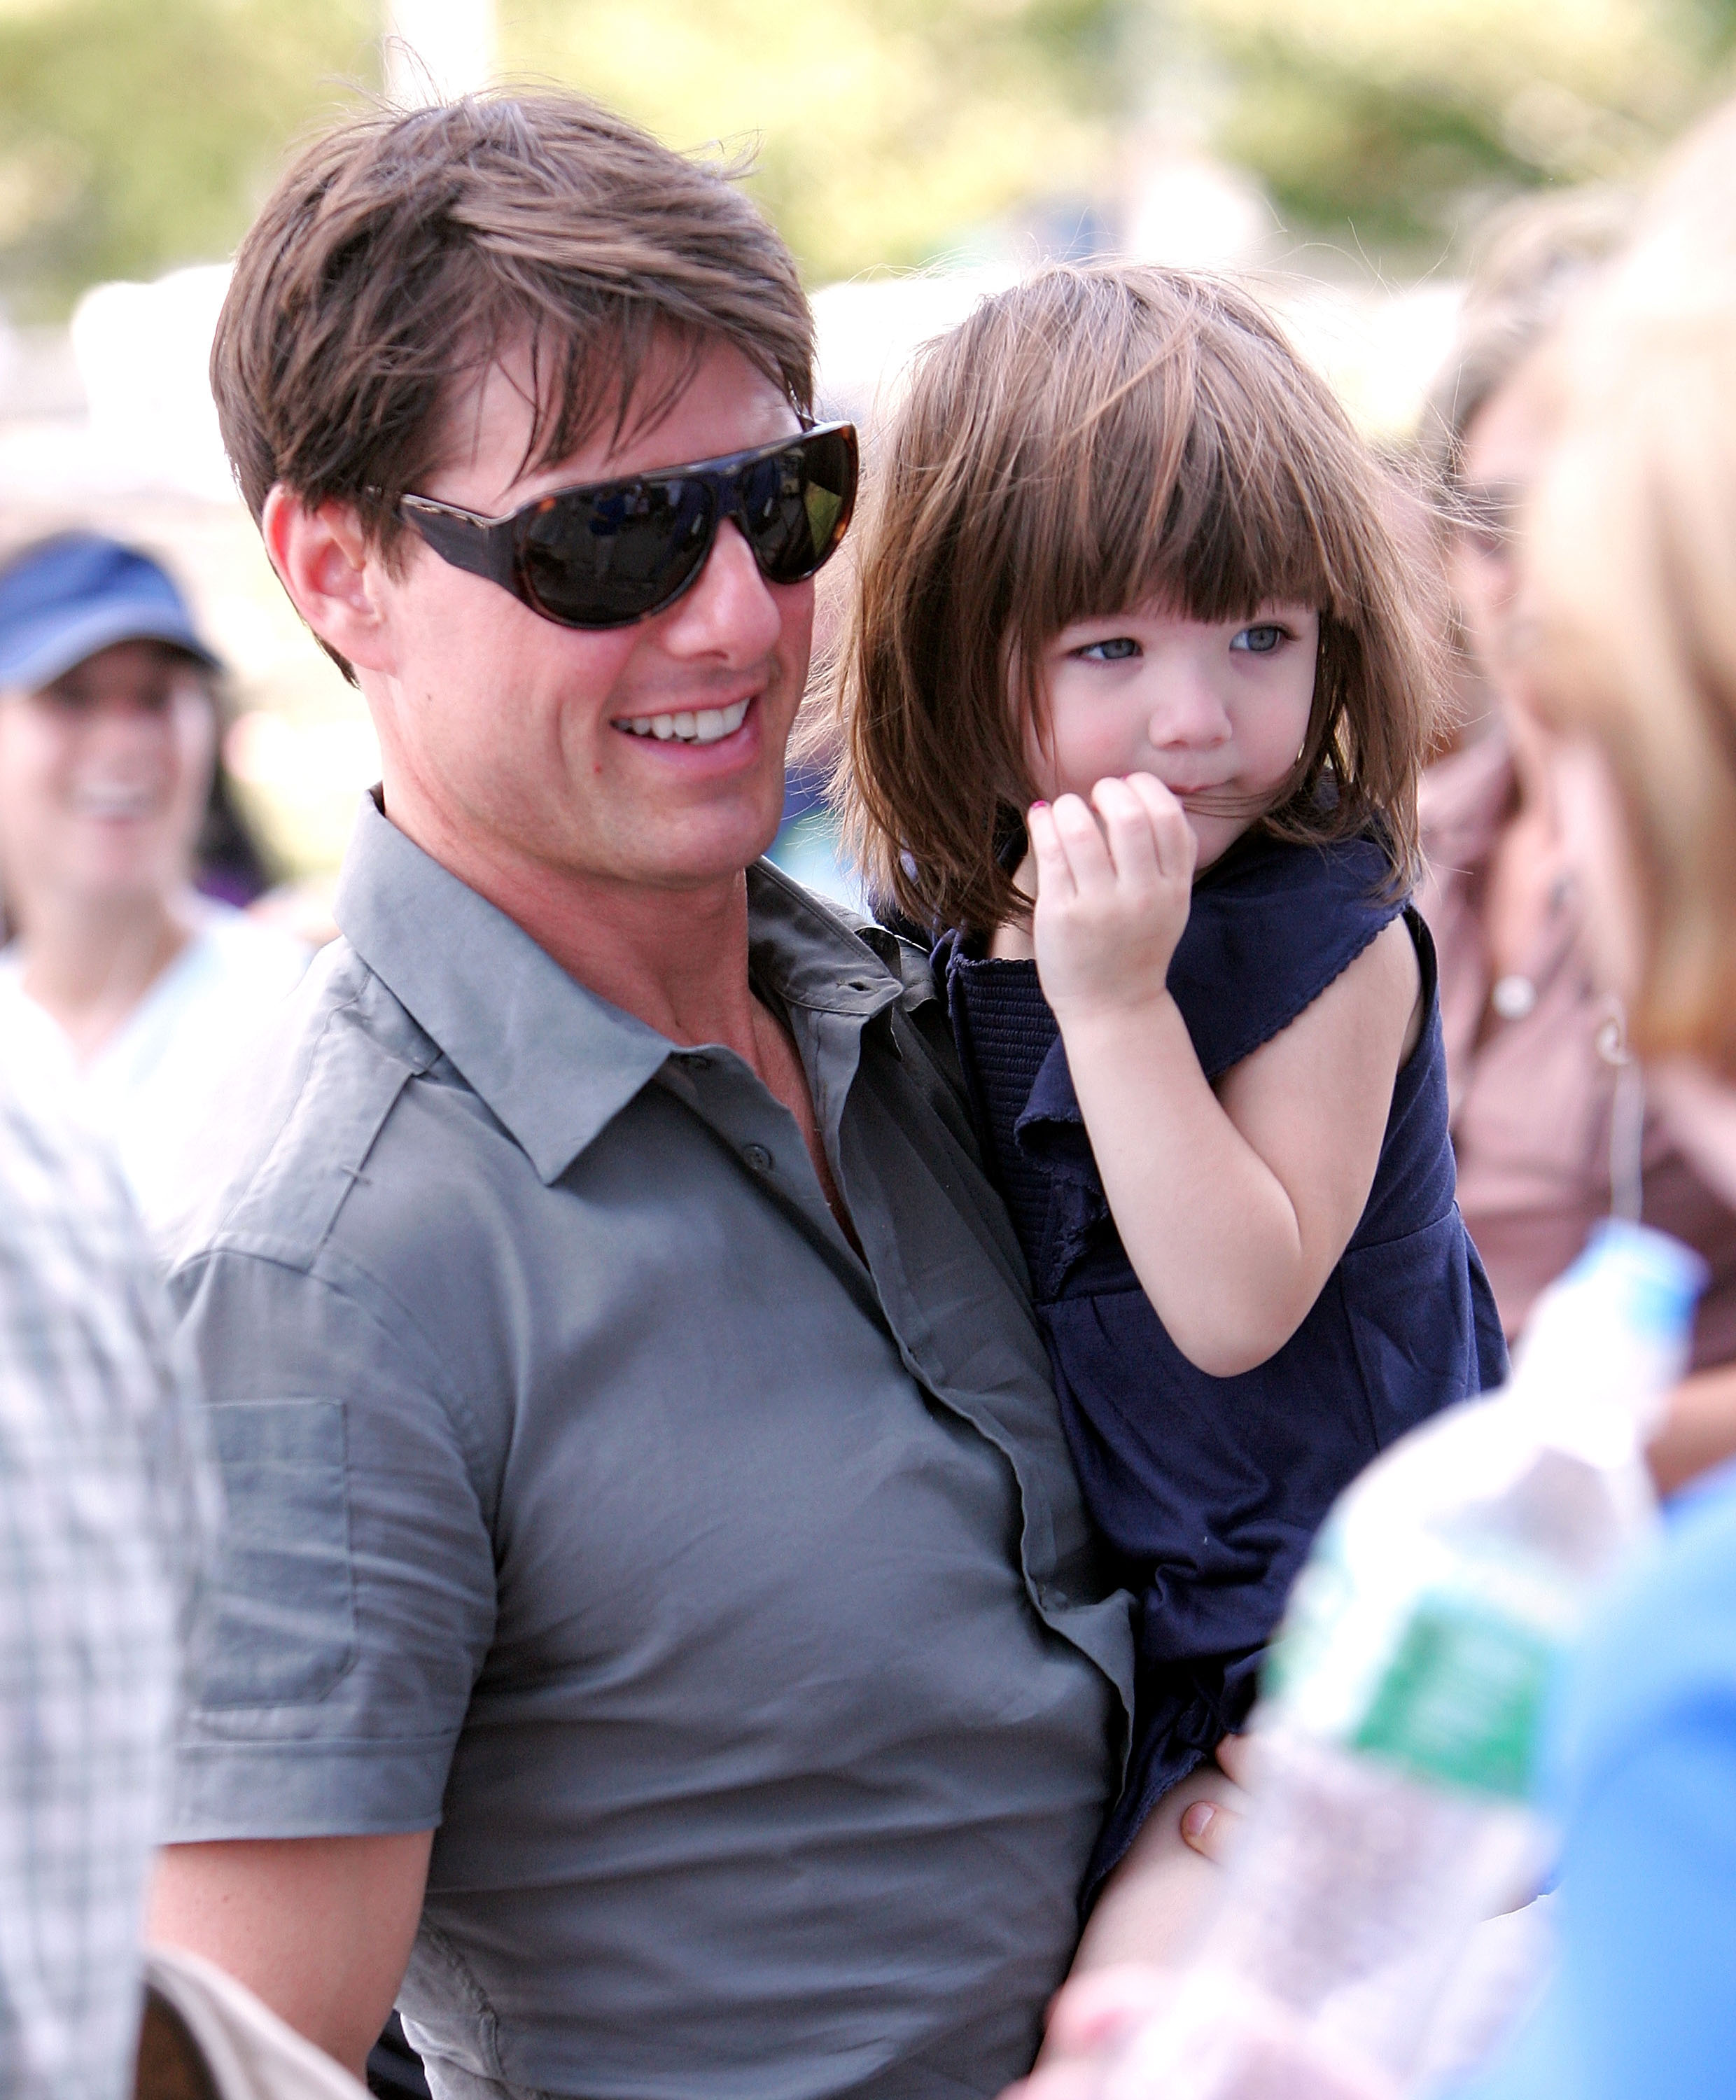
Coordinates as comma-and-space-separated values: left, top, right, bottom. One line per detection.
1418, 727, 1736, 1365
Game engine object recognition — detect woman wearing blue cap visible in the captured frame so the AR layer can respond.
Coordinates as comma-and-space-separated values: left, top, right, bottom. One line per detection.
0, 533, 307, 1221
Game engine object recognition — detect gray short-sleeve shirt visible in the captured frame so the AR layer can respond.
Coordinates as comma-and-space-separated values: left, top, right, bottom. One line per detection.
164, 796, 1133, 2100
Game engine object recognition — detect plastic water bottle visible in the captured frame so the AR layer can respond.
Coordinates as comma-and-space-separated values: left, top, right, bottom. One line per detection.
1101, 1220, 1707, 2100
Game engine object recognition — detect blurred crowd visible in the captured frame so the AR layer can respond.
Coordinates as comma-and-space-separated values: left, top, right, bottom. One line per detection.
5, 69, 1736, 2100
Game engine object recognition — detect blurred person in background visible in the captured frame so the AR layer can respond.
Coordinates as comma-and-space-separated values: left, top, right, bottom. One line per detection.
0, 973, 361, 2100
0, 534, 307, 1222
1448, 100, 1736, 2100
0, 1003, 212, 2100
1415, 199, 1736, 1493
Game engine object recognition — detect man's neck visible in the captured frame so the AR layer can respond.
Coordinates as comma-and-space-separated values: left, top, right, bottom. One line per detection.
384, 794, 766, 1058
431, 821, 863, 1240
532, 869, 762, 1054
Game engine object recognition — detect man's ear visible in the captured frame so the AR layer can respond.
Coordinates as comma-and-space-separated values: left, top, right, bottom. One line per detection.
262, 486, 396, 676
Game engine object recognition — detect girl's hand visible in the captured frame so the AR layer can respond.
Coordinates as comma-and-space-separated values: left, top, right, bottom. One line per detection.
1028, 774, 1196, 1023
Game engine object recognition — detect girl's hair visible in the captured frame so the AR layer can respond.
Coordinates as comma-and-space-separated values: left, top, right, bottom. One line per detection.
828, 263, 1446, 937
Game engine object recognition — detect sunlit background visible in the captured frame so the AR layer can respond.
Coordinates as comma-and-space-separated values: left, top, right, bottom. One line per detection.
0, 0, 1729, 885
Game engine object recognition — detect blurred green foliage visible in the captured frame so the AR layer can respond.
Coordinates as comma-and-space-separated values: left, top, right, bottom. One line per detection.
1184, 0, 1736, 258
499, 0, 1126, 280
0, 0, 377, 317
0, 0, 1732, 316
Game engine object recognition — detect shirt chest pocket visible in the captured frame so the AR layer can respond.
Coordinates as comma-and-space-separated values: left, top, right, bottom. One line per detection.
195, 1399, 359, 1709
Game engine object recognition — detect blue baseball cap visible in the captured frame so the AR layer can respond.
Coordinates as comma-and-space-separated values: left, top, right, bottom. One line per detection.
0, 533, 222, 692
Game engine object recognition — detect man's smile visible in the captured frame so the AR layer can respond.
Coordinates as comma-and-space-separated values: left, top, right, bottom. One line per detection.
613, 694, 752, 746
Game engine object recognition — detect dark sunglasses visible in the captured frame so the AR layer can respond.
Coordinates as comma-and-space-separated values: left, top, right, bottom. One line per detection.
398, 421, 858, 631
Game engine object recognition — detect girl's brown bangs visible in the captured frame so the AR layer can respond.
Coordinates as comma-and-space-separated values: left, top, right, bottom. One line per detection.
1149, 472, 1338, 625
1038, 377, 1340, 635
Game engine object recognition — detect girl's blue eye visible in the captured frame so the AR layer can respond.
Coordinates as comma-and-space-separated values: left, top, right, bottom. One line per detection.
1232, 623, 1287, 655
1079, 636, 1140, 662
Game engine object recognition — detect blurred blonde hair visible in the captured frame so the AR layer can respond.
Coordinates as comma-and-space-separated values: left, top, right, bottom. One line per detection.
1527, 102, 1736, 1074
1419, 185, 1634, 492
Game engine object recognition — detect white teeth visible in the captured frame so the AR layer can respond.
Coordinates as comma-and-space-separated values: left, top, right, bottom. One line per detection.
618, 697, 752, 745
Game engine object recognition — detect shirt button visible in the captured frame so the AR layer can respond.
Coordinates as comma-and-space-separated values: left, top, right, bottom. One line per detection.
743, 1142, 774, 1173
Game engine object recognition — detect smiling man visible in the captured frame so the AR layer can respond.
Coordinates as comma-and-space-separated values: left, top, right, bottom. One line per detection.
145, 93, 1133, 2100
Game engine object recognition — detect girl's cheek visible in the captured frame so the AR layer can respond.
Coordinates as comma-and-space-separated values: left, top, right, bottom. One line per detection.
1021, 702, 1090, 803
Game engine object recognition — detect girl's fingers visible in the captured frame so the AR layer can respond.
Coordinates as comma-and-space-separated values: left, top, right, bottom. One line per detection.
1179, 1796, 1243, 1863
1214, 1732, 1254, 1788
1090, 776, 1163, 890
1124, 771, 1198, 886
1047, 792, 1115, 893
1027, 801, 1078, 904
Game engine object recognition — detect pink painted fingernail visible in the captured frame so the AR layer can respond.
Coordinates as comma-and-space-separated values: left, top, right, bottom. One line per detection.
1031, 799, 1049, 811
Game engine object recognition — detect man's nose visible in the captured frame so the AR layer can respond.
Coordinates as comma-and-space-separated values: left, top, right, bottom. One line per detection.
659, 519, 784, 661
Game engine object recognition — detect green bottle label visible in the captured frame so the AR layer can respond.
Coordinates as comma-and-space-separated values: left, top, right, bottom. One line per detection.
1350, 1595, 1556, 1800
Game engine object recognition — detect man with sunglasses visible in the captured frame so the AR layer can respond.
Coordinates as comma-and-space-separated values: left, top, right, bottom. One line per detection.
145, 92, 1133, 2100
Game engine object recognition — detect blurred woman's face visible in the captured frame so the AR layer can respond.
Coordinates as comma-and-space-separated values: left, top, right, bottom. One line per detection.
1450, 369, 1558, 701
0, 639, 217, 912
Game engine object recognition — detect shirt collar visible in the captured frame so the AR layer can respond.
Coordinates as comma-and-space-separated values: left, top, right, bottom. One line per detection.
746, 857, 906, 1019
333, 794, 906, 1185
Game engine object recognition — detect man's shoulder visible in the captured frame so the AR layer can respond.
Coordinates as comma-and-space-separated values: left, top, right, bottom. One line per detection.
156, 937, 442, 1281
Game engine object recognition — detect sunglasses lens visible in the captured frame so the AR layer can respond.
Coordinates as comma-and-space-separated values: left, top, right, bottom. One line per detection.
500, 425, 857, 627
518, 479, 713, 626
741, 428, 858, 583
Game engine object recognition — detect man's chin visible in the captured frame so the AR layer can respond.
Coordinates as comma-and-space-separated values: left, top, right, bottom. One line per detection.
610, 810, 786, 892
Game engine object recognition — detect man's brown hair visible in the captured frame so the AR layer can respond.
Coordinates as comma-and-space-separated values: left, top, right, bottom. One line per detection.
212, 91, 813, 589
829, 263, 1446, 937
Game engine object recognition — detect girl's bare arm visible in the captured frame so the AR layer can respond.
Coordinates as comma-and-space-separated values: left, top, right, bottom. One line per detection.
1030, 776, 1420, 1378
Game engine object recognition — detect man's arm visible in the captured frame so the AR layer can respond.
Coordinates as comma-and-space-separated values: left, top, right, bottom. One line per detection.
150, 1830, 435, 2081
154, 1228, 498, 2080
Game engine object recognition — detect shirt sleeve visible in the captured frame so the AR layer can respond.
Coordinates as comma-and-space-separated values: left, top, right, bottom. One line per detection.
168, 1241, 498, 1840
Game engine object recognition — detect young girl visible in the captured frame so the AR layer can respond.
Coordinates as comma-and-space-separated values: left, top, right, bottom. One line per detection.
833, 264, 1507, 1900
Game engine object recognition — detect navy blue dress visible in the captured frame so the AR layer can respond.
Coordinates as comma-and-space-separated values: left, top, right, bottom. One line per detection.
944, 826, 1508, 1892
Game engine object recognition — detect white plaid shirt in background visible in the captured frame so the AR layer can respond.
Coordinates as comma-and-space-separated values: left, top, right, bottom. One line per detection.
0, 1040, 211, 2100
